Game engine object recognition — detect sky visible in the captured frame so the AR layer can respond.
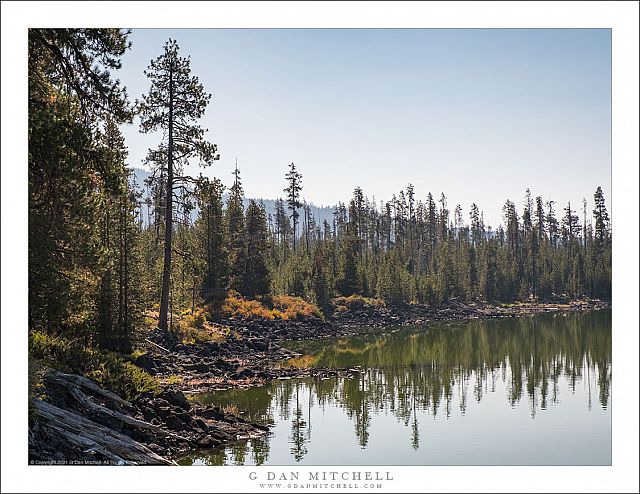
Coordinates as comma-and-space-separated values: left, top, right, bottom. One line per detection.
117, 28, 611, 227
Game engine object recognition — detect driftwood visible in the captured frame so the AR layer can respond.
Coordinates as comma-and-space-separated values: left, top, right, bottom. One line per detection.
32, 369, 270, 464
46, 371, 130, 407
145, 338, 170, 354
45, 370, 190, 442
32, 399, 175, 465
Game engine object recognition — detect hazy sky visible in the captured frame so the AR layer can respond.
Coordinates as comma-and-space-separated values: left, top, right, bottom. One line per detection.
117, 29, 611, 227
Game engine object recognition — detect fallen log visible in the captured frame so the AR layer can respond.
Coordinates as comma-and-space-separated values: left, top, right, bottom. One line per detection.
145, 338, 171, 354
45, 370, 190, 442
46, 370, 131, 408
32, 399, 175, 465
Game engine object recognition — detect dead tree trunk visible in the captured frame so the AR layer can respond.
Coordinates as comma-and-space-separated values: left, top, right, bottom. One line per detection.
32, 399, 175, 465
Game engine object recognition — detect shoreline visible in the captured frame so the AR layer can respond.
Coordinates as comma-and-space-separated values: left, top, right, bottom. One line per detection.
141, 298, 610, 394
29, 299, 609, 465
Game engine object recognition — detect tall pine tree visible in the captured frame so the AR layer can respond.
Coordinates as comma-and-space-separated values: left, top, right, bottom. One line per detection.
138, 38, 219, 331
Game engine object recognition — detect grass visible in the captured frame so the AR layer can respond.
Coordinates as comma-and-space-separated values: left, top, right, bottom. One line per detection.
221, 291, 323, 321
283, 354, 319, 369
222, 404, 240, 416
163, 374, 184, 385
29, 331, 159, 401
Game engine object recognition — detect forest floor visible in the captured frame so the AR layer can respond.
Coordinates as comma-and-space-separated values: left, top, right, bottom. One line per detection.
29, 297, 609, 465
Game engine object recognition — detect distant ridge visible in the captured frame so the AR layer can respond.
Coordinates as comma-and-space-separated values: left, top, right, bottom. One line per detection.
129, 167, 337, 227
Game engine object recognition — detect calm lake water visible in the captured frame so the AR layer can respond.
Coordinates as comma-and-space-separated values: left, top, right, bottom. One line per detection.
179, 310, 611, 466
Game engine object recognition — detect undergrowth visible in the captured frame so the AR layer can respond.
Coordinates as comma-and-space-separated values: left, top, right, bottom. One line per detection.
29, 331, 159, 401
221, 291, 323, 321
332, 294, 386, 311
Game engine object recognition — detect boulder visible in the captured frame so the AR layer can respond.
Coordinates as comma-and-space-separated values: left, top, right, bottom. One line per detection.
165, 414, 187, 432
159, 390, 191, 411
134, 353, 155, 372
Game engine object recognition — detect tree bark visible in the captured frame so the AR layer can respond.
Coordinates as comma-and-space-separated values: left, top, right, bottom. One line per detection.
32, 398, 175, 465
159, 62, 174, 331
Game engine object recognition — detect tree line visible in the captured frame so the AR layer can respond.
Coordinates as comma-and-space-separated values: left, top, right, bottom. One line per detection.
28, 30, 612, 354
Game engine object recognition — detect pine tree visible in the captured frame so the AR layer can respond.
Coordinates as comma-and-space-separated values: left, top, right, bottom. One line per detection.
561, 201, 580, 250
196, 176, 228, 312
469, 203, 482, 247
592, 186, 611, 298
226, 164, 247, 294
311, 244, 331, 308
243, 200, 271, 298
274, 198, 290, 258
284, 162, 303, 251
593, 187, 610, 247
546, 201, 559, 247
95, 121, 141, 353
338, 227, 360, 296
138, 38, 219, 331
28, 29, 132, 336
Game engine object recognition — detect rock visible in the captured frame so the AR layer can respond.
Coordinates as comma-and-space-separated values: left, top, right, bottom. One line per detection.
159, 390, 191, 411
141, 406, 158, 422
165, 414, 187, 432
134, 353, 155, 371
197, 436, 220, 448
146, 443, 163, 453
196, 362, 210, 373
192, 417, 208, 431
213, 358, 235, 372
201, 408, 224, 420
151, 398, 171, 409
174, 411, 192, 423
252, 339, 269, 352
231, 366, 255, 379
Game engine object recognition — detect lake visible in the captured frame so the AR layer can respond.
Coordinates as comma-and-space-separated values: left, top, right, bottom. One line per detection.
178, 310, 611, 465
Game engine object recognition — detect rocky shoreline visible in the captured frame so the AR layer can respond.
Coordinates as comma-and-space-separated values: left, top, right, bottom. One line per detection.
135, 297, 610, 394
29, 298, 609, 465
29, 370, 269, 465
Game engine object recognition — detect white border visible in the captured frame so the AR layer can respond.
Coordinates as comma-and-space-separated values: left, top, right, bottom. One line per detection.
2, 2, 638, 493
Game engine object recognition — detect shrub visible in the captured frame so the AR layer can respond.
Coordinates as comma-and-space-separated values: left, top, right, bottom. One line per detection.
29, 331, 159, 401
332, 294, 386, 311
171, 307, 228, 345
192, 309, 206, 328
220, 292, 323, 321
174, 322, 228, 345
285, 354, 319, 369
221, 292, 274, 319
87, 360, 159, 402
222, 404, 240, 416
271, 295, 323, 320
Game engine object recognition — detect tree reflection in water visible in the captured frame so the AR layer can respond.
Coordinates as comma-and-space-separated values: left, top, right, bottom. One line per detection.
182, 310, 610, 465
